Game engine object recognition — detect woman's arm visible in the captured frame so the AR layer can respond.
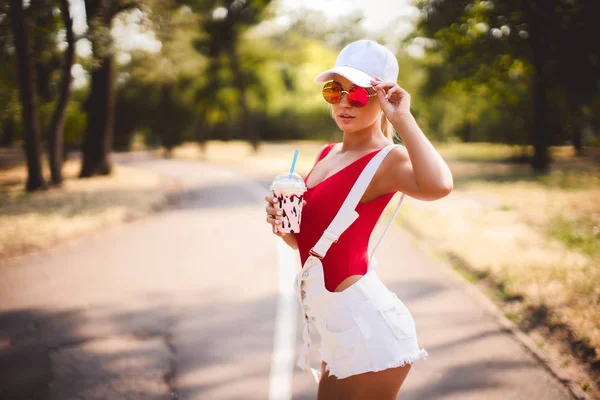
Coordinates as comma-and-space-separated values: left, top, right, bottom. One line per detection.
277, 232, 299, 250
371, 78, 454, 201
388, 114, 453, 201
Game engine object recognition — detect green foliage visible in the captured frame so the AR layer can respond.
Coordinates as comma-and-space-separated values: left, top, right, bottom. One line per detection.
253, 107, 338, 142
549, 215, 600, 259
113, 69, 196, 150
62, 99, 87, 150
0, 1, 20, 135
413, 0, 600, 152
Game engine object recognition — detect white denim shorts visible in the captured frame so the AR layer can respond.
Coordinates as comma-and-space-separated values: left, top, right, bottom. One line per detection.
294, 255, 428, 381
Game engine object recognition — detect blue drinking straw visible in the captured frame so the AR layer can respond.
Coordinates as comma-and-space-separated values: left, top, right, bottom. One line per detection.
289, 150, 299, 179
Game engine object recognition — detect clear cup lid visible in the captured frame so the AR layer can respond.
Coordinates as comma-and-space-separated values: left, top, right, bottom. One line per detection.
270, 172, 307, 193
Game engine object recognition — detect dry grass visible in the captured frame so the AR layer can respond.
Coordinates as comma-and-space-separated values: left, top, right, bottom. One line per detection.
161, 141, 326, 178
0, 150, 169, 260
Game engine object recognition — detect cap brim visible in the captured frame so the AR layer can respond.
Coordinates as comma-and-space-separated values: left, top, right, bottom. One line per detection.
314, 66, 374, 87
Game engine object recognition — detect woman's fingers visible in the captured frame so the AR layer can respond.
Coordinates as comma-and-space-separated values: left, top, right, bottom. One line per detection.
264, 194, 277, 206
265, 214, 282, 224
265, 202, 282, 215
370, 79, 401, 95
385, 86, 401, 100
265, 194, 284, 237
264, 195, 282, 213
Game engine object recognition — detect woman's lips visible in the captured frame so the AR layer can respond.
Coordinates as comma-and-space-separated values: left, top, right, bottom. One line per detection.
338, 114, 355, 121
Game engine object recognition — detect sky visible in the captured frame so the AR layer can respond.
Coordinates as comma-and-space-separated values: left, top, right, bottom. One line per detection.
277, 0, 419, 40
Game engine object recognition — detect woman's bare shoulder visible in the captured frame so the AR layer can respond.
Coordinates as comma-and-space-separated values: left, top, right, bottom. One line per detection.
379, 144, 427, 198
386, 144, 410, 165
316, 142, 338, 161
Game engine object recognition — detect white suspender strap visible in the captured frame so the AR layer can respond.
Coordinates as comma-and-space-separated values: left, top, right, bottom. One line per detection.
368, 192, 406, 266
309, 144, 399, 259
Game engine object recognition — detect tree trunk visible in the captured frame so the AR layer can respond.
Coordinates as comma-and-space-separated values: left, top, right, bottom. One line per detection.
530, 68, 550, 171
193, 114, 207, 152
46, 0, 75, 185
33, 5, 56, 103
1, 117, 15, 148
526, 1, 550, 172
572, 119, 583, 157
228, 51, 259, 152
80, 54, 115, 177
194, 58, 219, 150
9, 0, 46, 191
80, 0, 114, 177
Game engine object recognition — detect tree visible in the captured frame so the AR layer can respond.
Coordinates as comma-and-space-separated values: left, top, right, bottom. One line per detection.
9, 0, 46, 191
554, 0, 600, 155
111, 2, 206, 151
80, 0, 114, 177
0, 1, 19, 148
29, 0, 76, 185
415, 0, 600, 171
46, 0, 75, 185
80, 0, 142, 177
188, 0, 272, 151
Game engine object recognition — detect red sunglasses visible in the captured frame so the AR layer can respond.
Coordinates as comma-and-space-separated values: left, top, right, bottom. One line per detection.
322, 81, 377, 108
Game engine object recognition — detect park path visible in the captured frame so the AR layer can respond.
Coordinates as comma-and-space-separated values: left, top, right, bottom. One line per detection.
0, 154, 571, 399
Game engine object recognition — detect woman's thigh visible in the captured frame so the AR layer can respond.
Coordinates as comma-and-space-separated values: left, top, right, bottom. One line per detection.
336, 364, 411, 400
317, 361, 338, 400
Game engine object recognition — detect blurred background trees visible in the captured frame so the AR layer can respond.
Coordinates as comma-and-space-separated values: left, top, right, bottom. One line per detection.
1, 0, 599, 190
414, 0, 600, 171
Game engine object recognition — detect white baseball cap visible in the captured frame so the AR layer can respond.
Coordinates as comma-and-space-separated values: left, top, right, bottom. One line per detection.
314, 40, 399, 88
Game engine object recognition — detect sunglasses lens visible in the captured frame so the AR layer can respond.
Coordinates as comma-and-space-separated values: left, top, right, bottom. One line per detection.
322, 82, 341, 104
348, 86, 369, 107
322, 82, 371, 107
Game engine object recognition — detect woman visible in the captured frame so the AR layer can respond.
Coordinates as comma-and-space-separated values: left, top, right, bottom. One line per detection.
264, 40, 453, 399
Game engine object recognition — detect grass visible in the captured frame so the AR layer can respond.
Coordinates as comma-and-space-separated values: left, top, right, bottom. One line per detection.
548, 215, 600, 259
159, 140, 325, 178
0, 150, 171, 260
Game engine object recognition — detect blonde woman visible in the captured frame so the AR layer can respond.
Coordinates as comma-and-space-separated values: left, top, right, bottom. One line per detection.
265, 40, 453, 399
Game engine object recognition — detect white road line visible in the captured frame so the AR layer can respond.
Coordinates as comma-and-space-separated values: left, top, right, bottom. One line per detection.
240, 179, 298, 400
268, 238, 298, 400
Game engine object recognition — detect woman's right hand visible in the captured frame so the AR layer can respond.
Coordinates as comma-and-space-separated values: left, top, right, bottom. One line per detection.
264, 195, 306, 236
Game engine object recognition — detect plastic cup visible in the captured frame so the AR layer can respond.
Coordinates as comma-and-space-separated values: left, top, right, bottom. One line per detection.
270, 172, 307, 234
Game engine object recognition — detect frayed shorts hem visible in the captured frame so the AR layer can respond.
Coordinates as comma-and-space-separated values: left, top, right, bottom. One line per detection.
323, 348, 429, 380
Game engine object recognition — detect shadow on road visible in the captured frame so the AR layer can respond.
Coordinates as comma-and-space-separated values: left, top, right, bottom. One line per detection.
168, 182, 266, 211
0, 290, 278, 400
401, 359, 535, 400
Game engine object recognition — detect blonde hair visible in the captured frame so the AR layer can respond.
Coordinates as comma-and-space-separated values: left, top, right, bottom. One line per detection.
381, 113, 397, 143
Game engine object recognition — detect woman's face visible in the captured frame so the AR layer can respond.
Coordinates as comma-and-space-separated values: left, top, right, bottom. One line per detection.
329, 74, 381, 134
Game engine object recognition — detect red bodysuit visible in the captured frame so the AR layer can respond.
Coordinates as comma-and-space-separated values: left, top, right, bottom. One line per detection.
296, 143, 396, 292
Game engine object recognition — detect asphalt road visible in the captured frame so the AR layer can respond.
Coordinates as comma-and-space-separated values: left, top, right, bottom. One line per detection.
0, 155, 572, 400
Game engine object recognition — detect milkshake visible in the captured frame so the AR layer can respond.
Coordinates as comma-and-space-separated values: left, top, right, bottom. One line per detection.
270, 172, 307, 234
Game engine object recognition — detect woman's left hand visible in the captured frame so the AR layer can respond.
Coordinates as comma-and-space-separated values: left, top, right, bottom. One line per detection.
370, 78, 411, 121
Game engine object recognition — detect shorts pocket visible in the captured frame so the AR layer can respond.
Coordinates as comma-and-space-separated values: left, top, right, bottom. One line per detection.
380, 303, 416, 341
323, 321, 361, 361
